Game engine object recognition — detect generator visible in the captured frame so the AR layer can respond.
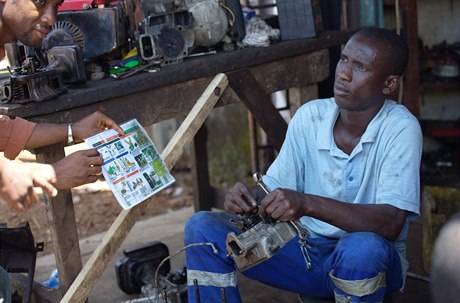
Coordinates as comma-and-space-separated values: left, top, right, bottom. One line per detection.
42, 0, 132, 61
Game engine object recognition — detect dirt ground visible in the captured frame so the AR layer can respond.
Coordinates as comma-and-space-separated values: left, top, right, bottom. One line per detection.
0, 149, 194, 255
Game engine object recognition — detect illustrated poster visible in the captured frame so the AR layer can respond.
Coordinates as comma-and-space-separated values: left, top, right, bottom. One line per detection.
84, 119, 175, 210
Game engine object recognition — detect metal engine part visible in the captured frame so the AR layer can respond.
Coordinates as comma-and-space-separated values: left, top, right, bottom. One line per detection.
187, 0, 229, 47
226, 219, 303, 271
137, 7, 194, 65
46, 44, 86, 83
226, 172, 310, 272
0, 70, 66, 104
0, 44, 67, 104
42, 5, 129, 61
116, 241, 187, 303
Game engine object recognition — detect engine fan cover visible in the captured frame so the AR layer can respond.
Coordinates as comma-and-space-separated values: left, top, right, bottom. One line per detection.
188, 1, 228, 47
43, 21, 85, 51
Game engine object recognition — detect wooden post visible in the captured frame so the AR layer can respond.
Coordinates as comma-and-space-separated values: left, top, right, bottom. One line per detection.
227, 69, 288, 152
35, 146, 83, 295
60, 73, 228, 303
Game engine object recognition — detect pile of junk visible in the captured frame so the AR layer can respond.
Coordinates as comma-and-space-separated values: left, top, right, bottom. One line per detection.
0, 0, 281, 104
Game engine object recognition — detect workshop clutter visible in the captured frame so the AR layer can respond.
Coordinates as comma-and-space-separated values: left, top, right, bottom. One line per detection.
0, 0, 247, 104
0, 0, 325, 104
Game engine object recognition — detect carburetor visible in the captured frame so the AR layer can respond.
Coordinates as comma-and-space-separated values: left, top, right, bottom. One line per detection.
225, 173, 310, 271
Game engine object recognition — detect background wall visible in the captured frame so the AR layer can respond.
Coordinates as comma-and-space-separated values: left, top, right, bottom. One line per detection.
417, 0, 460, 47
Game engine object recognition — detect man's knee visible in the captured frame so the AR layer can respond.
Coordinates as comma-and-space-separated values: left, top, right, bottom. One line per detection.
329, 232, 400, 302
184, 211, 213, 242
334, 232, 393, 271
184, 211, 235, 244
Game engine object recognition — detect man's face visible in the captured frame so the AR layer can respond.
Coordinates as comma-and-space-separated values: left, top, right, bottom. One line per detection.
1, 0, 63, 47
333, 34, 391, 112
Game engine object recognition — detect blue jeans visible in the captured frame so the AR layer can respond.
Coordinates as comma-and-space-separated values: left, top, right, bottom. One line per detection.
0, 266, 10, 303
184, 211, 403, 303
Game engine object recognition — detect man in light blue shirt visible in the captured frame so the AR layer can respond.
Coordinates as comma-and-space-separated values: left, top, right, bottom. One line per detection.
184, 27, 422, 303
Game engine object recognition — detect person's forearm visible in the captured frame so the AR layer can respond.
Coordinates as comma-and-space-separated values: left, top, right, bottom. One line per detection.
25, 123, 68, 149
304, 194, 407, 241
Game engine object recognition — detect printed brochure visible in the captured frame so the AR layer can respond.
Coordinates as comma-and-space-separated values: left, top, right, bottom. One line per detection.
84, 119, 175, 210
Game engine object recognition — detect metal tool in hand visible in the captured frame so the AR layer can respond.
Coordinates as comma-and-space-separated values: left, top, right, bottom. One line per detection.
252, 172, 312, 270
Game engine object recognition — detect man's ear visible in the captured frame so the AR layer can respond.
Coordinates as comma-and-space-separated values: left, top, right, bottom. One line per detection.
382, 75, 401, 95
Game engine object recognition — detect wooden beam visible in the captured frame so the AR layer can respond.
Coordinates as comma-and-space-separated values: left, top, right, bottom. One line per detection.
35, 146, 82, 295
227, 69, 288, 151
190, 124, 213, 211
60, 73, 228, 303
402, 0, 420, 118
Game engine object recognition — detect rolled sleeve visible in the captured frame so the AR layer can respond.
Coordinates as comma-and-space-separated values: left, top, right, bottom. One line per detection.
0, 115, 36, 159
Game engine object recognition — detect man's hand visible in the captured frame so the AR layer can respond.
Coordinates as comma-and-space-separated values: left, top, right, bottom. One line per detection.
224, 182, 259, 214
72, 111, 124, 143
0, 160, 57, 212
258, 188, 306, 221
52, 149, 103, 189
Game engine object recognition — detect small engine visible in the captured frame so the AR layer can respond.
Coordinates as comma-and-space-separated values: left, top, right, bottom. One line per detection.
136, 0, 244, 66
226, 215, 308, 271
225, 173, 310, 272
136, 3, 194, 66
42, 1, 131, 62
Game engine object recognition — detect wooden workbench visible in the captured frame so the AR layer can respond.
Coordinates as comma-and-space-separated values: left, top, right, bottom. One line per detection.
0, 30, 352, 300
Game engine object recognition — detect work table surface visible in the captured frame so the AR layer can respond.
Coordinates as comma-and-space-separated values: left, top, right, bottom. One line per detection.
0, 31, 352, 123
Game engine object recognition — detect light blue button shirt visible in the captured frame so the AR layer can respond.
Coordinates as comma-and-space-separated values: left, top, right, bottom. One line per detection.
263, 98, 423, 275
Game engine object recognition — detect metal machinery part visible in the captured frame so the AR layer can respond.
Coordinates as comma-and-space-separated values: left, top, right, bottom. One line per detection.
186, 0, 229, 47
116, 241, 187, 303
43, 5, 130, 61
40, 2, 131, 84
225, 173, 310, 271
0, 69, 66, 104
137, 5, 194, 66
46, 45, 86, 84
226, 219, 303, 271
0, 43, 67, 104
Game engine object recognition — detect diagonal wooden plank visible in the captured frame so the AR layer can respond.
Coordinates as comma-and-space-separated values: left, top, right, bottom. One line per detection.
227, 69, 288, 151
60, 73, 228, 303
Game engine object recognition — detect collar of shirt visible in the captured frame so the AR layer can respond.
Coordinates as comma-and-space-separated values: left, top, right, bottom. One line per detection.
316, 98, 391, 156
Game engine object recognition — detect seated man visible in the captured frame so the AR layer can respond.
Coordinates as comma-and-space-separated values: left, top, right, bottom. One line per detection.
184, 27, 422, 303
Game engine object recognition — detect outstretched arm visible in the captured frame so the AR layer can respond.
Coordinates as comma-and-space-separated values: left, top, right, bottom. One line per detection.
25, 111, 124, 149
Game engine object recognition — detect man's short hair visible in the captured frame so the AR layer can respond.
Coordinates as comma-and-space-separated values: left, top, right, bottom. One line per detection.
355, 27, 409, 76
